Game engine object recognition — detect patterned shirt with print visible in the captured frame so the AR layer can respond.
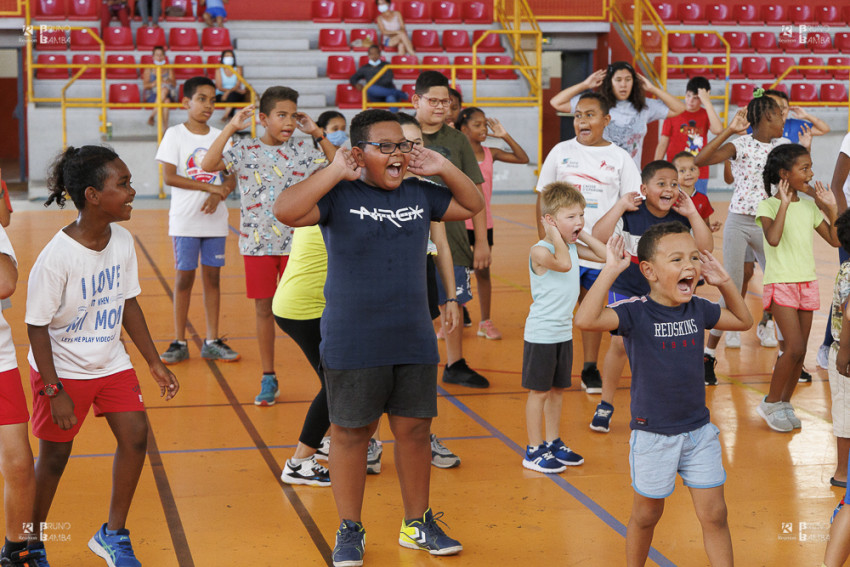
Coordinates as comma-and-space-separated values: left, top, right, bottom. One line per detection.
728, 135, 789, 216
831, 261, 850, 348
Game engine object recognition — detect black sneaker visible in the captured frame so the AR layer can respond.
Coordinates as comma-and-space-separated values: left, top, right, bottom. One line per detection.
580, 364, 602, 394
704, 354, 717, 386
799, 368, 812, 383
442, 358, 489, 388
462, 306, 472, 327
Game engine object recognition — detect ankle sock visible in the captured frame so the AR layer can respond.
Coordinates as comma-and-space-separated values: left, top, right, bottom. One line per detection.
290, 455, 312, 465
3, 539, 26, 555
705, 347, 716, 357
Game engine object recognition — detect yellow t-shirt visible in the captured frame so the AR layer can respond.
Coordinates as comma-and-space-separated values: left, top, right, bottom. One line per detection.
271, 226, 327, 320
755, 196, 823, 284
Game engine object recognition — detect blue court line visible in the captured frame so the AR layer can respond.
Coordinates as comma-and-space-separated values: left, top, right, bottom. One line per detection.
437, 385, 677, 567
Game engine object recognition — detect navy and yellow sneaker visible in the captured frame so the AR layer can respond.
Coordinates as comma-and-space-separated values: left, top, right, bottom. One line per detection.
398, 508, 462, 556
332, 520, 365, 567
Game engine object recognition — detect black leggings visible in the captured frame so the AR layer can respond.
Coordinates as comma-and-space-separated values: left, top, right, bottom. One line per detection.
274, 316, 328, 450
216, 91, 248, 119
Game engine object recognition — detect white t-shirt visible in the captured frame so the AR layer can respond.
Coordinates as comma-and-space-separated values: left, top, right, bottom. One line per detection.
840, 133, 850, 206
155, 123, 231, 237
536, 138, 642, 268
26, 225, 142, 380
0, 226, 18, 373
729, 134, 789, 216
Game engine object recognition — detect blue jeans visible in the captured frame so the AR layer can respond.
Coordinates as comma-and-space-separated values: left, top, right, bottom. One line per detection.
367, 85, 408, 111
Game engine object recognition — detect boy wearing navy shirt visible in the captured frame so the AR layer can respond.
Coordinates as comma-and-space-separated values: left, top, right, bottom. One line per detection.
274, 109, 483, 567
575, 223, 752, 567
589, 160, 714, 432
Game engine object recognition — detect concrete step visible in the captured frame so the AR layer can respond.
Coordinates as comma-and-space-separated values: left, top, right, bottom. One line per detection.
243, 65, 317, 79
235, 37, 311, 51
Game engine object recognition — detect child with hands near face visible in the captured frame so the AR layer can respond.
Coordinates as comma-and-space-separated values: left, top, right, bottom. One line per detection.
673, 152, 722, 232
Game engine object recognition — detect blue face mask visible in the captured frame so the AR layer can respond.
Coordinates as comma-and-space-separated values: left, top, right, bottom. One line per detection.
326, 130, 348, 147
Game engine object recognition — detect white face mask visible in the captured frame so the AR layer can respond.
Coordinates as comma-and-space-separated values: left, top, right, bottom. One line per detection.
377, 4, 389, 12
222, 56, 235, 66
153, 59, 166, 66
368, 58, 381, 66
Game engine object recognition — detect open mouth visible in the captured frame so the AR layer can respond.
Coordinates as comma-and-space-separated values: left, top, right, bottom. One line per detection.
659, 194, 675, 205
280, 129, 293, 137
387, 160, 402, 177
571, 227, 581, 241
677, 276, 695, 295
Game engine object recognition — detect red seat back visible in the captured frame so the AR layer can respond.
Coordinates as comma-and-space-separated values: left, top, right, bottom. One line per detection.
453, 55, 479, 79
808, 32, 834, 53
342, 0, 372, 23
433, 1, 461, 23
769, 56, 801, 80
412, 29, 441, 52
472, 29, 503, 52
722, 31, 750, 52
682, 56, 709, 77
36, 0, 65, 19
327, 55, 356, 80
816, 5, 841, 25
442, 29, 470, 52
828, 56, 850, 80
206, 55, 220, 79
350, 28, 377, 50
732, 4, 760, 25
800, 56, 827, 79
69, 28, 100, 51
36, 54, 68, 79
109, 83, 141, 106
391, 55, 419, 79
790, 83, 818, 102
318, 28, 347, 51
202, 27, 233, 51
402, 0, 429, 22
821, 83, 849, 103
136, 26, 167, 50
668, 33, 693, 53
68, 0, 98, 20
706, 3, 730, 23
173, 54, 203, 79
36, 29, 69, 51
652, 2, 674, 22
730, 83, 756, 106
169, 27, 199, 50
789, 6, 814, 24
163, 0, 195, 20
711, 56, 741, 79
741, 56, 770, 79
336, 84, 363, 109
694, 33, 723, 53
106, 54, 137, 79
462, 1, 490, 23
640, 30, 662, 52
423, 55, 450, 77
72, 53, 101, 79
103, 26, 134, 51
485, 55, 517, 79
655, 56, 684, 79
678, 3, 706, 24
761, 5, 789, 24
750, 31, 780, 53
311, 0, 341, 22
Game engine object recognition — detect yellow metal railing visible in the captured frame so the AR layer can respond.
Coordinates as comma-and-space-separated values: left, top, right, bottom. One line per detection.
0, 0, 23, 16
767, 66, 850, 130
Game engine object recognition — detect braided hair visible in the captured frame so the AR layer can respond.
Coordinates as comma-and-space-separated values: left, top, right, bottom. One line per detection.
762, 143, 809, 196
746, 89, 779, 131
46, 145, 120, 210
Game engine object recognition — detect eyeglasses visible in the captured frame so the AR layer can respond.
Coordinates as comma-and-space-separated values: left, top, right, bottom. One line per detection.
419, 95, 452, 108
358, 140, 414, 154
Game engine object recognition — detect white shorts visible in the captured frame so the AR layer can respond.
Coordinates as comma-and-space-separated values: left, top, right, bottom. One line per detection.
829, 346, 850, 438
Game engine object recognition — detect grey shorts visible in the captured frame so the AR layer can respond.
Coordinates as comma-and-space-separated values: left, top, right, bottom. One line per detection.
322, 361, 438, 428
521, 340, 573, 391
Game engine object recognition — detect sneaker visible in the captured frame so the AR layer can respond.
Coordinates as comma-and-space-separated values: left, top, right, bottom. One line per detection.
159, 340, 188, 365
704, 353, 718, 386
442, 359, 489, 388
757, 397, 794, 432
590, 401, 614, 433
462, 306, 472, 327
281, 456, 330, 486
333, 520, 366, 567
818, 344, 831, 370
88, 523, 141, 567
367, 438, 382, 475
398, 508, 462, 556
782, 402, 802, 429
477, 319, 502, 340
315, 436, 330, 462
22, 543, 48, 567
547, 438, 584, 466
757, 320, 778, 347
725, 331, 741, 349
200, 338, 241, 362
522, 444, 566, 473
1, 544, 48, 567
430, 434, 461, 468
799, 368, 813, 383
580, 364, 602, 394
254, 374, 280, 406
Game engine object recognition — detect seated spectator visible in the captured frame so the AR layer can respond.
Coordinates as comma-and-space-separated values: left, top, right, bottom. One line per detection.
101, 0, 130, 34
136, 0, 161, 27
349, 45, 408, 108
215, 49, 248, 121
202, 0, 228, 27
142, 45, 177, 126
375, 0, 416, 55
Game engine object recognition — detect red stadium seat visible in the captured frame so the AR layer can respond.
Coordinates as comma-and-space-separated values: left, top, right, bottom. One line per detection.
705, 3, 729, 24
335, 84, 363, 109
412, 29, 441, 52
36, 29, 68, 51
36, 54, 68, 79
835, 33, 850, 53
327, 55, 356, 79
799, 56, 828, 79
173, 54, 202, 79
816, 6, 842, 26
136, 26, 167, 51
472, 29, 504, 52
790, 83, 818, 102
454, 55, 480, 79
349, 28, 377, 50
402, 0, 429, 23
311, 0, 341, 22
433, 1, 461, 23
712, 56, 743, 79
202, 27, 232, 51
485, 55, 517, 79
761, 5, 789, 25
342, 0, 372, 23
358, 54, 384, 67
163, 0, 195, 21
106, 54, 137, 79
678, 3, 706, 25
681, 56, 709, 78
722, 31, 751, 53
318, 28, 347, 51
782, 33, 810, 54
36, 0, 65, 20
694, 33, 724, 53
67, 0, 98, 20
730, 83, 756, 107
750, 32, 780, 53
732, 3, 760, 25
423, 55, 450, 77
789, 6, 814, 25
808, 32, 836, 54
71, 53, 101, 79
462, 1, 490, 23
769, 56, 802, 80
668, 33, 692, 53
169, 27, 199, 50
741, 56, 771, 79
442, 30, 470, 52
828, 57, 850, 80
764, 82, 788, 95
821, 83, 849, 103
655, 56, 685, 79
103, 26, 134, 51
109, 83, 141, 108
69, 28, 100, 51
402, 83, 416, 100
640, 30, 662, 52
206, 54, 220, 79
391, 55, 419, 79
652, 2, 675, 23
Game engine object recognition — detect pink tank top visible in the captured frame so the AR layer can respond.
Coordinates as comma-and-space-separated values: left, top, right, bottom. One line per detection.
466, 146, 494, 230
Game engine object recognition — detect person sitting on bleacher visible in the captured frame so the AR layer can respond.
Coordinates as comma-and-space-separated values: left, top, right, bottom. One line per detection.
375, 0, 416, 56
101, 0, 130, 35
349, 45, 408, 109
142, 45, 177, 126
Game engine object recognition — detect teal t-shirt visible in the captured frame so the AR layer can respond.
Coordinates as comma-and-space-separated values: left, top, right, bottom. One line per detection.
523, 241, 580, 344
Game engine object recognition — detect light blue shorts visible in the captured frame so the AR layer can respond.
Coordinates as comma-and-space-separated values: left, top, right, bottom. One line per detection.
629, 422, 726, 499
173, 236, 226, 271
435, 265, 473, 306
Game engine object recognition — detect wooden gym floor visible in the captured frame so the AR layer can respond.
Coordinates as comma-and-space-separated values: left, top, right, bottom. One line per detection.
1, 201, 843, 566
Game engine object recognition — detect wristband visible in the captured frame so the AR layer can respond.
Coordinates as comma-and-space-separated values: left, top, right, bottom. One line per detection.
314, 134, 325, 144
445, 298, 459, 303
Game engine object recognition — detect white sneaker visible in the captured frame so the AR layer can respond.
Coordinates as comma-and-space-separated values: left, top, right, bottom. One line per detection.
757, 397, 794, 432
782, 402, 802, 429
725, 331, 741, 349
757, 320, 778, 348
281, 456, 331, 486
818, 344, 831, 370
315, 436, 330, 462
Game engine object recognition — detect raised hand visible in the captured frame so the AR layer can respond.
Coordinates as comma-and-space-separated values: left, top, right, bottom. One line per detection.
789, 106, 811, 121
709, 220, 723, 232
699, 250, 732, 287
486, 117, 507, 138
542, 216, 564, 244
697, 87, 712, 104
813, 181, 837, 215
729, 107, 750, 133
618, 191, 642, 213
636, 72, 656, 94
798, 123, 813, 149
332, 148, 362, 181
229, 104, 255, 131
294, 112, 320, 137
776, 179, 794, 206
407, 145, 447, 177
606, 235, 631, 273
672, 189, 697, 216
584, 69, 606, 89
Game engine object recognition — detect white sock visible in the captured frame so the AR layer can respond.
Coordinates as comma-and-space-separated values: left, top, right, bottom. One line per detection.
290, 455, 312, 465
705, 347, 716, 357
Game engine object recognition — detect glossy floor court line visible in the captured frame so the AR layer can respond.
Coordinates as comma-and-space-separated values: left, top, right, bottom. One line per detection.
1, 202, 844, 566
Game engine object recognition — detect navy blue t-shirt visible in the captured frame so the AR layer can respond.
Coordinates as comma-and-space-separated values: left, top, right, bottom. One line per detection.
611, 295, 721, 435
317, 178, 452, 369
611, 205, 691, 298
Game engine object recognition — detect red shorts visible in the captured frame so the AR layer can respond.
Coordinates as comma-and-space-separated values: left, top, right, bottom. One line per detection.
30, 368, 145, 442
243, 254, 289, 299
763, 281, 820, 311
0, 368, 29, 425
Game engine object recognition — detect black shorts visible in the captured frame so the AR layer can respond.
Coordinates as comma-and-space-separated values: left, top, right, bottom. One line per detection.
467, 228, 494, 248
521, 340, 573, 391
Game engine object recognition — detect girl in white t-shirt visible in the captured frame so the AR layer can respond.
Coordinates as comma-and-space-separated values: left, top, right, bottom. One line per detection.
25, 146, 179, 565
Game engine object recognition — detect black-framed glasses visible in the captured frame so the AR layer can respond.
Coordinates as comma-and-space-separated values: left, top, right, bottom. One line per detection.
358, 140, 414, 154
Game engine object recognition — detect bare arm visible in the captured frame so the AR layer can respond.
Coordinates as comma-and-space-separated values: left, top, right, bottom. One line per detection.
533, 223, 572, 273
430, 221, 459, 334
654, 135, 670, 161
694, 108, 748, 167
486, 118, 529, 164
672, 191, 714, 252
837, 305, 850, 377
591, 192, 640, 242
122, 297, 179, 400
574, 236, 629, 331
698, 88, 724, 135
701, 251, 753, 331
27, 324, 76, 430
577, 229, 607, 263
791, 107, 830, 136
549, 69, 605, 113
639, 74, 685, 118
200, 106, 254, 172
832, 152, 850, 213
162, 163, 228, 196
408, 147, 484, 221
0, 254, 16, 299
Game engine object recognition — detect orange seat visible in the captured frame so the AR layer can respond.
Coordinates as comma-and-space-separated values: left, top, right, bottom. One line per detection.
821, 83, 848, 103
311, 0, 341, 22
202, 27, 232, 51
336, 84, 363, 109
741, 56, 771, 79
342, 0, 372, 23
106, 54, 137, 79
173, 54, 203, 79
706, 3, 730, 24
71, 53, 101, 79
163, 0, 195, 21
36, 54, 68, 79
401, 0, 429, 23
391, 54, 419, 79
350, 28, 377, 50
423, 55, 450, 77
485, 55, 517, 79
723, 31, 751, 53
770, 56, 802, 80
36, 0, 65, 20
67, 0, 98, 20
668, 33, 693, 53
732, 3, 760, 25
678, 3, 707, 25
136, 26, 167, 51
36, 29, 68, 51
318, 28, 347, 51
694, 33, 724, 53
799, 56, 828, 79
109, 83, 141, 108
462, 1, 490, 23
432, 1, 461, 24
169, 27, 199, 50
790, 83, 818, 102
472, 29, 503, 52
412, 29, 441, 52
103, 26, 134, 51
453, 55, 480, 79
442, 29, 470, 53
327, 55, 356, 80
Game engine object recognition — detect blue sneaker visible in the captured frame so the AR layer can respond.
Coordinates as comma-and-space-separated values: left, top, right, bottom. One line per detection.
333, 520, 365, 567
398, 508, 462, 556
254, 374, 280, 406
88, 523, 141, 567
547, 438, 584, 466
522, 444, 565, 473
3, 543, 48, 567
23, 543, 49, 567
590, 401, 614, 433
